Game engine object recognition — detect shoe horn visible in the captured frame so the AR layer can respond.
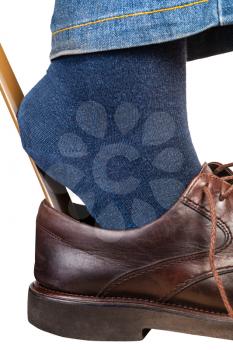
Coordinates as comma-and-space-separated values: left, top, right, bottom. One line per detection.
0, 44, 73, 213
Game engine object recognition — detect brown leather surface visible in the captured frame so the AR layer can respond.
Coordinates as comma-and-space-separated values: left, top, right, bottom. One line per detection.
35, 163, 233, 314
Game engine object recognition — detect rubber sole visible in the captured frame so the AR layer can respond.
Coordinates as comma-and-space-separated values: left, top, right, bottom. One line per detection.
28, 282, 233, 341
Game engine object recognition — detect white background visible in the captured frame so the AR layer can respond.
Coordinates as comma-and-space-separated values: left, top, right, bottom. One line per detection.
1, 1, 233, 349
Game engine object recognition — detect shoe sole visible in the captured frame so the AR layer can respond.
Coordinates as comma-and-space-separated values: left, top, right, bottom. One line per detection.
28, 282, 233, 341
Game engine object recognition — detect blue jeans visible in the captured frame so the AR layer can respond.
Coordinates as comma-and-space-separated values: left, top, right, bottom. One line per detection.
50, 0, 233, 60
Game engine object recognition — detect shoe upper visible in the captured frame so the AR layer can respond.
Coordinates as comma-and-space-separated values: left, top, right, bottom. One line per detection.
35, 162, 233, 315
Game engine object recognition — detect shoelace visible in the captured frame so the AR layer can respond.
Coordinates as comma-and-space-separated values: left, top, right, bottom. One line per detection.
204, 162, 233, 318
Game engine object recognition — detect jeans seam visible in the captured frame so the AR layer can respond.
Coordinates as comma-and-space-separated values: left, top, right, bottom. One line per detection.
52, 0, 209, 36
216, 0, 223, 25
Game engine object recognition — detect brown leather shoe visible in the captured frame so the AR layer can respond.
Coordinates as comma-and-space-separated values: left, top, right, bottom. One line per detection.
28, 162, 233, 341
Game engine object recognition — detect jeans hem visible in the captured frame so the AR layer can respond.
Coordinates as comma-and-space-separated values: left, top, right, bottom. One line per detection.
50, 22, 218, 60
50, 0, 233, 60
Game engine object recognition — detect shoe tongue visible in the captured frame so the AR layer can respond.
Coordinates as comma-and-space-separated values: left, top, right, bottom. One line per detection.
200, 162, 214, 175
203, 162, 233, 182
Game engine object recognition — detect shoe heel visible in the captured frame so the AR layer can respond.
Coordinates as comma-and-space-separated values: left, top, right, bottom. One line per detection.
28, 283, 149, 341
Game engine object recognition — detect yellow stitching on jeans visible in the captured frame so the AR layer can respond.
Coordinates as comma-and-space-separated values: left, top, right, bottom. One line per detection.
52, 0, 209, 36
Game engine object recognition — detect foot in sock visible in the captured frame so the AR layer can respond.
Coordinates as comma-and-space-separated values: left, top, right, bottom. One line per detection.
18, 40, 201, 230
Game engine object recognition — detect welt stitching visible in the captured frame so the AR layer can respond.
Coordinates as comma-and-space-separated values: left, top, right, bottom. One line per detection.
101, 201, 231, 297
52, 0, 209, 36
35, 283, 226, 317
159, 266, 233, 303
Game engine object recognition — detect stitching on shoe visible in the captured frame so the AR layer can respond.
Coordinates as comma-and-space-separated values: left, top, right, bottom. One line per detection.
38, 223, 219, 298
37, 223, 109, 263
34, 283, 227, 317
158, 195, 233, 304
38, 209, 231, 299
182, 197, 232, 247
158, 266, 233, 303
99, 178, 232, 298
38, 209, 230, 255
99, 208, 231, 297
52, 0, 209, 36
37, 173, 232, 300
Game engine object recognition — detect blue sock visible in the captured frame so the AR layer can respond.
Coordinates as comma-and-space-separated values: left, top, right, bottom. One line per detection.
18, 40, 201, 230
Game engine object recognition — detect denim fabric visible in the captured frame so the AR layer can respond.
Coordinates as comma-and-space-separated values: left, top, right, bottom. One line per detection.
50, 0, 233, 59
18, 41, 201, 229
